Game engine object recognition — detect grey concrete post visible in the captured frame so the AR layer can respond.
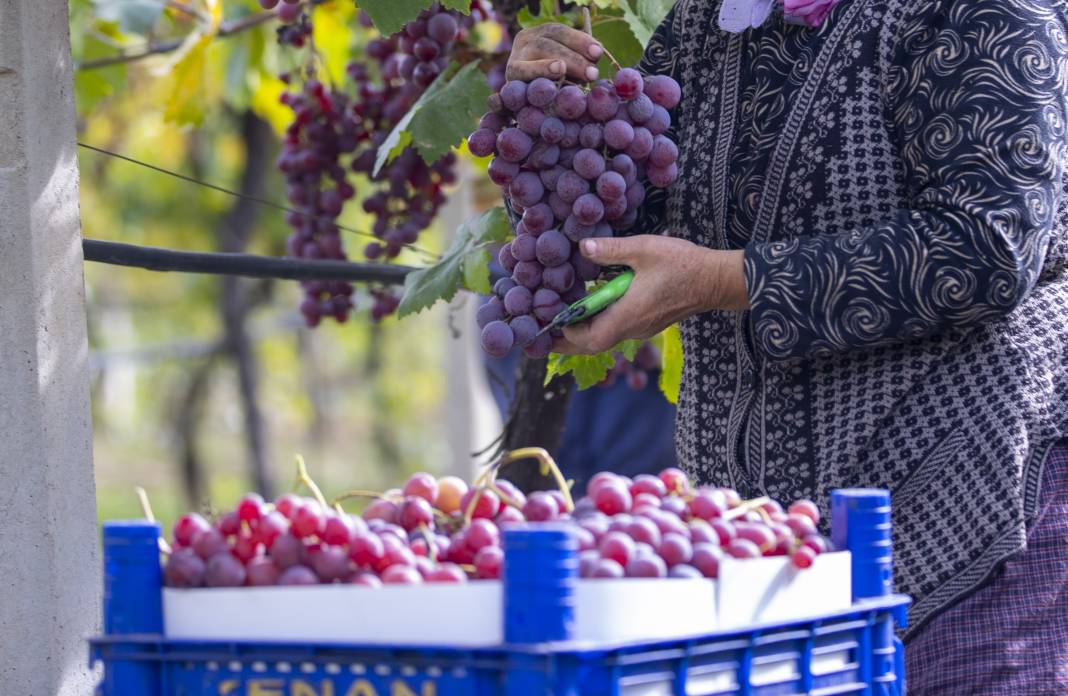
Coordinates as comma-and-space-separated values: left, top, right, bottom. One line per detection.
0, 1, 100, 694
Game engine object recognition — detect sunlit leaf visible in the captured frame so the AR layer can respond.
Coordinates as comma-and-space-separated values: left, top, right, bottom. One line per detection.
92, 0, 163, 35
249, 70, 292, 135
162, 34, 212, 125
545, 351, 617, 389
592, 16, 643, 75
374, 60, 491, 174
463, 247, 492, 295
621, 0, 675, 48
438, 0, 473, 13
312, 3, 355, 86
655, 324, 683, 404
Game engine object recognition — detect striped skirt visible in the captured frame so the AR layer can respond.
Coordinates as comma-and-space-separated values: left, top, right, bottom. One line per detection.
905, 440, 1068, 695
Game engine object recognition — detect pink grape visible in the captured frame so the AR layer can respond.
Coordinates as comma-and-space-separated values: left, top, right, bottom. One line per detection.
604, 119, 635, 150
555, 85, 587, 119
497, 128, 533, 162
649, 135, 679, 168
527, 77, 558, 107
646, 105, 671, 135
540, 117, 565, 144
556, 170, 590, 204
596, 171, 626, 200
587, 84, 620, 121
627, 93, 655, 124
648, 162, 679, 188
614, 68, 644, 100
626, 127, 654, 160
573, 149, 606, 180
164, 547, 205, 588
572, 194, 605, 225
645, 74, 682, 108
278, 565, 318, 586
205, 552, 246, 588
579, 123, 604, 149
563, 215, 594, 242
518, 106, 547, 136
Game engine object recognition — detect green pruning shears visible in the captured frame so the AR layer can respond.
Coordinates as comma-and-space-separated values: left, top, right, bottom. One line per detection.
536, 268, 635, 337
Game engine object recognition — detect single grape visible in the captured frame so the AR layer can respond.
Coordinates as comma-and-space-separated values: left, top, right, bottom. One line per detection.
488, 157, 520, 186
509, 171, 545, 207
500, 80, 528, 112
414, 37, 441, 62
517, 106, 547, 136
626, 127, 654, 160
313, 544, 352, 582
533, 287, 564, 323
513, 259, 544, 289
205, 552, 247, 588
627, 554, 667, 578
611, 153, 637, 184
477, 298, 505, 329
481, 321, 514, 358
554, 85, 587, 120
510, 315, 539, 347
382, 565, 423, 585
604, 119, 635, 150
573, 193, 605, 225
625, 183, 646, 209
563, 215, 594, 242
398, 497, 435, 532
540, 116, 565, 144
276, 3, 301, 22
726, 537, 763, 559
586, 84, 620, 121
260, 0, 280, 8
542, 262, 576, 294
278, 564, 319, 586
474, 546, 504, 579
480, 112, 507, 133
646, 105, 671, 135
504, 285, 534, 315
599, 531, 636, 567
788, 499, 821, 524
173, 513, 211, 547
692, 543, 724, 578
556, 170, 590, 204
459, 488, 501, 519
596, 171, 627, 200
467, 128, 497, 157
571, 247, 601, 281
526, 77, 558, 107
535, 229, 571, 267
523, 203, 554, 234
527, 142, 560, 170
164, 547, 206, 588
497, 128, 533, 163
645, 74, 682, 109
627, 93, 655, 124
579, 123, 604, 149
191, 528, 228, 560
498, 242, 519, 273
603, 194, 628, 221
427, 12, 459, 44
648, 162, 679, 188
511, 234, 538, 263
614, 68, 644, 100
573, 148, 606, 180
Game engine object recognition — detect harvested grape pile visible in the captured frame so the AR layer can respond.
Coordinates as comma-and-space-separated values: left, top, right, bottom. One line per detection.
163, 466, 831, 588
470, 68, 681, 358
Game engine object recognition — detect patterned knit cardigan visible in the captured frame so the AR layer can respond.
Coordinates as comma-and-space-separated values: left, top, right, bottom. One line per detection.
635, 0, 1068, 635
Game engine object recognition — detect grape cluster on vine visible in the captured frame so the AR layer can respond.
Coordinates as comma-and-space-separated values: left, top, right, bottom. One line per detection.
275, 2, 497, 324
471, 68, 681, 359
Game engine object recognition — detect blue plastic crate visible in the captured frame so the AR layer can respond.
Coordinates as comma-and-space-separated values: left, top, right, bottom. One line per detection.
90, 490, 910, 695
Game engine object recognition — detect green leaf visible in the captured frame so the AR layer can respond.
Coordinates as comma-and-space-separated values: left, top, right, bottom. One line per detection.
162, 33, 212, 126
358, 0, 432, 35
546, 351, 617, 390
396, 207, 509, 317
438, 0, 473, 13
517, 0, 567, 28
463, 247, 492, 295
617, 338, 642, 362
374, 60, 491, 174
92, 0, 163, 35
655, 324, 683, 404
621, 0, 676, 48
592, 16, 644, 75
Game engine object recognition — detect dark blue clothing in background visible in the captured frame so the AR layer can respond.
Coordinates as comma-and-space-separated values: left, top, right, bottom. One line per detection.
480, 267, 677, 494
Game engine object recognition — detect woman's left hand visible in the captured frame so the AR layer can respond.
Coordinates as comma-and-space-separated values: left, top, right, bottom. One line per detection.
553, 236, 749, 355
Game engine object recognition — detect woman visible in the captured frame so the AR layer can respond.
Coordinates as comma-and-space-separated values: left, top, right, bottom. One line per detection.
507, 1, 1068, 693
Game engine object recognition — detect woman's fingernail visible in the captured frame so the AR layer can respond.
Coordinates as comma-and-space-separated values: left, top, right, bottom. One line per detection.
589, 43, 603, 59
585, 66, 600, 81
550, 60, 565, 75
582, 239, 597, 256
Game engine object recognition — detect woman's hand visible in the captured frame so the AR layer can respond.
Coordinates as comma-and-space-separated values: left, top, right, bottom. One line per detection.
554, 236, 749, 355
506, 23, 604, 83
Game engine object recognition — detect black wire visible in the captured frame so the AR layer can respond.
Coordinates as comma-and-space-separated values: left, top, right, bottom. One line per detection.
76, 142, 439, 260
82, 238, 415, 285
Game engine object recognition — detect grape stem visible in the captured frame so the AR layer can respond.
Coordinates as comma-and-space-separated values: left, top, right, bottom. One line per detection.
331, 489, 399, 505
482, 447, 575, 512
293, 454, 328, 509
135, 486, 172, 555
722, 496, 772, 522
581, 7, 622, 71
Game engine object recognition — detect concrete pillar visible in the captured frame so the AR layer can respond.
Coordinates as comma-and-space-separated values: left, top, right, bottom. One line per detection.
0, 1, 100, 694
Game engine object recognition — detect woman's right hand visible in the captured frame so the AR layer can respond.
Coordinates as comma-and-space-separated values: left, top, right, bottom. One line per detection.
506, 23, 604, 83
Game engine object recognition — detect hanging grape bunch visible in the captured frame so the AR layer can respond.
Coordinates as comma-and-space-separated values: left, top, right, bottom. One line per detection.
470, 67, 681, 359
275, 2, 496, 324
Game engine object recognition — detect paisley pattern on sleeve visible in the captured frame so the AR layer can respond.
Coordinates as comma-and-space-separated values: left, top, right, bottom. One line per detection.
745, 0, 1068, 360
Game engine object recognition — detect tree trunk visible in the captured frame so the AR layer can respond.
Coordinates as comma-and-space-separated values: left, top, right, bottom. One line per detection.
217, 110, 276, 497
498, 357, 574, 491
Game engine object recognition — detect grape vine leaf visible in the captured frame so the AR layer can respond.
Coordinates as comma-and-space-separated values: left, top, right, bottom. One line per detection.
621, 0, 676, 48
545, 351, 617, 390
397, 207, 511, 317
374, 60, 492, 175
162, 34, 212, 125
655, 324, 683, 404
92, 0, 163, 35
437, 0, 474, 13
591, 17, 644, 76
357, 0, 433, 35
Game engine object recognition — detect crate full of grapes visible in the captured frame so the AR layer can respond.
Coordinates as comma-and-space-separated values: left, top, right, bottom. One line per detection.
91, 450, 908, 695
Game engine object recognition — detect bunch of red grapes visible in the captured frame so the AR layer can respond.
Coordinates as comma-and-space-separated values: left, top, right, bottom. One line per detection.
274, 3, 495, 323
470, 68, 681, 359
163, 468, 830, 588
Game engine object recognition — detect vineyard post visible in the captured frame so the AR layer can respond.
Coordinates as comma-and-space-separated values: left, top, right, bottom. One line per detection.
0, 1, 100, 693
